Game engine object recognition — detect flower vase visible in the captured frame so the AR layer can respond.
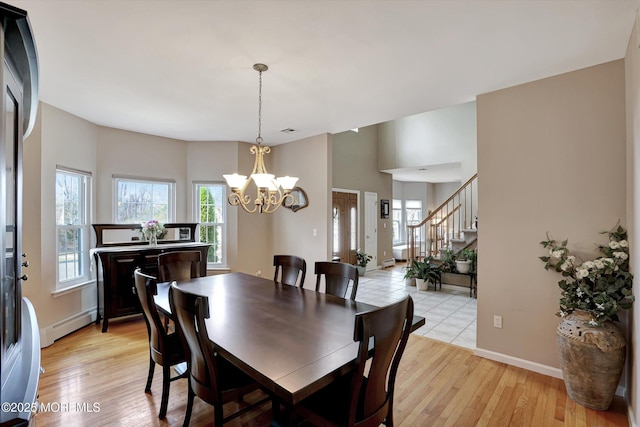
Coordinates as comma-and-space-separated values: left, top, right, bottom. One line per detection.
149, 234, 157, 246
556, 310, 626, 410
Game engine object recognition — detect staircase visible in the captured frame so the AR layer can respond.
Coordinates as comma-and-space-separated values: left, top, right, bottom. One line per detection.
407, 173, 478, 261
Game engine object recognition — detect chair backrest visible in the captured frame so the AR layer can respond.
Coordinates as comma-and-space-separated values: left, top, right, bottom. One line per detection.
169, 282, 220, 404
273, 255, 306, 287
157, 251, 202, 283
350, 295, 413, 427
133, 269, 166, 359
314, 261, 359, 300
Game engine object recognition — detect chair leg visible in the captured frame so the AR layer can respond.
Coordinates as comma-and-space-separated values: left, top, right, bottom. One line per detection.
183, 384, 194, 427
145, 356, 155, 393
159, 363, 170, 419
214, 402, 224, 427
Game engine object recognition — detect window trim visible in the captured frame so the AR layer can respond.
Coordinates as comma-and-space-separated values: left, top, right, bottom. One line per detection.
55, 167, 92, 290
194, 181, 227, 268
112, 175, 176, 223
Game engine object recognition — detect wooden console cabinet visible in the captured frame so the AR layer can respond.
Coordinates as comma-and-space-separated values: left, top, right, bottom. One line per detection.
92, 223, 209, 332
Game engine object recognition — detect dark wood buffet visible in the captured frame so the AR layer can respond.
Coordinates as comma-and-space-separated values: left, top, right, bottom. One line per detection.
91, 223, 210, 332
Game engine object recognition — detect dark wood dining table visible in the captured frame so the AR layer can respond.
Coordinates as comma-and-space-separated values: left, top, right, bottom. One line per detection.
154, 272, 425, 405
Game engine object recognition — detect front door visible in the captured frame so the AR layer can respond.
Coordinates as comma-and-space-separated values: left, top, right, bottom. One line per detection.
332, 191, 357, 264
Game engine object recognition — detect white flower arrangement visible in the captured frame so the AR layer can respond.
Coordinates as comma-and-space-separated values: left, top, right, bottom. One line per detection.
540, 225, 634, 326
141, 219, 165, 240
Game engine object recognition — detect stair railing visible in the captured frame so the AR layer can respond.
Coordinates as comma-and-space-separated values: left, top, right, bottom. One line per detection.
407, 173, 477, 261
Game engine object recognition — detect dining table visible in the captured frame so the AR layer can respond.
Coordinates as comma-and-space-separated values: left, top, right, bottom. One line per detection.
154, 272, 425, 406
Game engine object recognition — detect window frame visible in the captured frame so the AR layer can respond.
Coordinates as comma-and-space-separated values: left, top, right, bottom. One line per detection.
112, 175, 175, 224
194, 182, 227, 269
55, 167, 92, 290
392, 199, 402, 243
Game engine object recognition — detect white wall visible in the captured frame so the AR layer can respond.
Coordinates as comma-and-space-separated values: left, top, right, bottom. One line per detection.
476, 60, 627, 372
378, 101, 477, 181
95, 127, 188, 223
271, 134, 331, 288
23, 103, 98, 346
625, 8, 640, 425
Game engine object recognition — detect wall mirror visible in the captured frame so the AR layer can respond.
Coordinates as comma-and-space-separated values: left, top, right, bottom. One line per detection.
92, 223, 198, 247
284, 187, 309, 212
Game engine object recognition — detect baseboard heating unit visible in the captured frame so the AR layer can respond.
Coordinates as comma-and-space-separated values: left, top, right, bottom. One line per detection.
382, 258, 396, 268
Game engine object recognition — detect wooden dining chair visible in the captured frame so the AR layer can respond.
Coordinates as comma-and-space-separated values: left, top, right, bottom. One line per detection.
169, 283, 270, 427
133, 269, 189, 419
157, 251, 204, 331
157, 250, 203, 283
314, 261, 359, 300
293, 295, 414, 427
273, 255, 306, 287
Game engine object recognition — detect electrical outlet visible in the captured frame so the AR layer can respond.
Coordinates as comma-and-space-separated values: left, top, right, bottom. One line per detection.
493, 315, 503, 329
256, 270, 261, 277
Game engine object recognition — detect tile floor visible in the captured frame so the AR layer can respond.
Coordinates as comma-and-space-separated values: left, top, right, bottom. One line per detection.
352, 264, 477, 350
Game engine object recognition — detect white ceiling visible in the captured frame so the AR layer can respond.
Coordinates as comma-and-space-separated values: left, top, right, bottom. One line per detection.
10, 0, 640, 182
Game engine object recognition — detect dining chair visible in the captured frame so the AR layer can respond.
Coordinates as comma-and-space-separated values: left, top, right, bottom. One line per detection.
157, 250, 203, 283
133, 269, 189, 419
314, 261, 359, 300
169, 283, 270, 427
157, 251, 204, 331
273, 255, 307, 287
293, 295, 414, 427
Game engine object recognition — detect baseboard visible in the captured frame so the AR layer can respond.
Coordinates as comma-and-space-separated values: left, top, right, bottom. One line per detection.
474, 347, 562, 379
475, 347, 627, 398
629, 404, 638, 427
40, 308, 97, 348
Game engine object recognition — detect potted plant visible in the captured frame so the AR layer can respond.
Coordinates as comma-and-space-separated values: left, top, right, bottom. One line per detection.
455, 248, 476, 274
540, 224, 634, 410
414, 257, 440, 291
403, 261, 417, 286
439, 248, 456, 273
355, 250, 372, 277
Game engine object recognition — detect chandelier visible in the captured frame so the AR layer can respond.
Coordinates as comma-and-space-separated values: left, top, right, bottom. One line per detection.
223, 64, 298, 213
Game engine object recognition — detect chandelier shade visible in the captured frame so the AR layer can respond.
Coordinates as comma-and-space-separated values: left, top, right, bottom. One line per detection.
223, 64, 299, 214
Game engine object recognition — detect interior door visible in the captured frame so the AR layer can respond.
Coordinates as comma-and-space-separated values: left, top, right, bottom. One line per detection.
332, 191, 357, 264
364, 192, 377, 270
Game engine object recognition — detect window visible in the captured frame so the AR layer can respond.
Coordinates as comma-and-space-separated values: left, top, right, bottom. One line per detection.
405, 199, 422, 239
56, 168, 91, 288
195, 183, 226, 267
114, 176, 174, 223
392, 199, 402, 242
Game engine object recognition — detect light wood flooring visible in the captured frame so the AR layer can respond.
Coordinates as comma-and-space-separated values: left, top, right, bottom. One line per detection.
35, 317, 628, 426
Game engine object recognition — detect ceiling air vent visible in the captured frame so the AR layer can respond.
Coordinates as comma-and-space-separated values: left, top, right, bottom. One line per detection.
280, 128, 299, 134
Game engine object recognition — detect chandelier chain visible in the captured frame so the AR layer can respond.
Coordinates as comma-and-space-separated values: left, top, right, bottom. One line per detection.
257, 69, 263, 144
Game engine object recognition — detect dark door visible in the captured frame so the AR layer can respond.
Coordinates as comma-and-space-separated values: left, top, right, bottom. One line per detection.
332, 191, 357, 265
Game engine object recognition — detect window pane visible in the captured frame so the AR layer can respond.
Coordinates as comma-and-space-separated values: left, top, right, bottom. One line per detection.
116, 179, 171, 223
199, 186, 224, 223
56, 169, 91, 288
58, 228, 82, 282
56, 172, 82, 225
350, 207, 357, 251
332, 206, 340, 253
196, 183, 226, 266
200, 225, 222, 263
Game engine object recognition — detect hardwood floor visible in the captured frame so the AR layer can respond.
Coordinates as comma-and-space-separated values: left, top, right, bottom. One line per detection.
36, 317, 628, 426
